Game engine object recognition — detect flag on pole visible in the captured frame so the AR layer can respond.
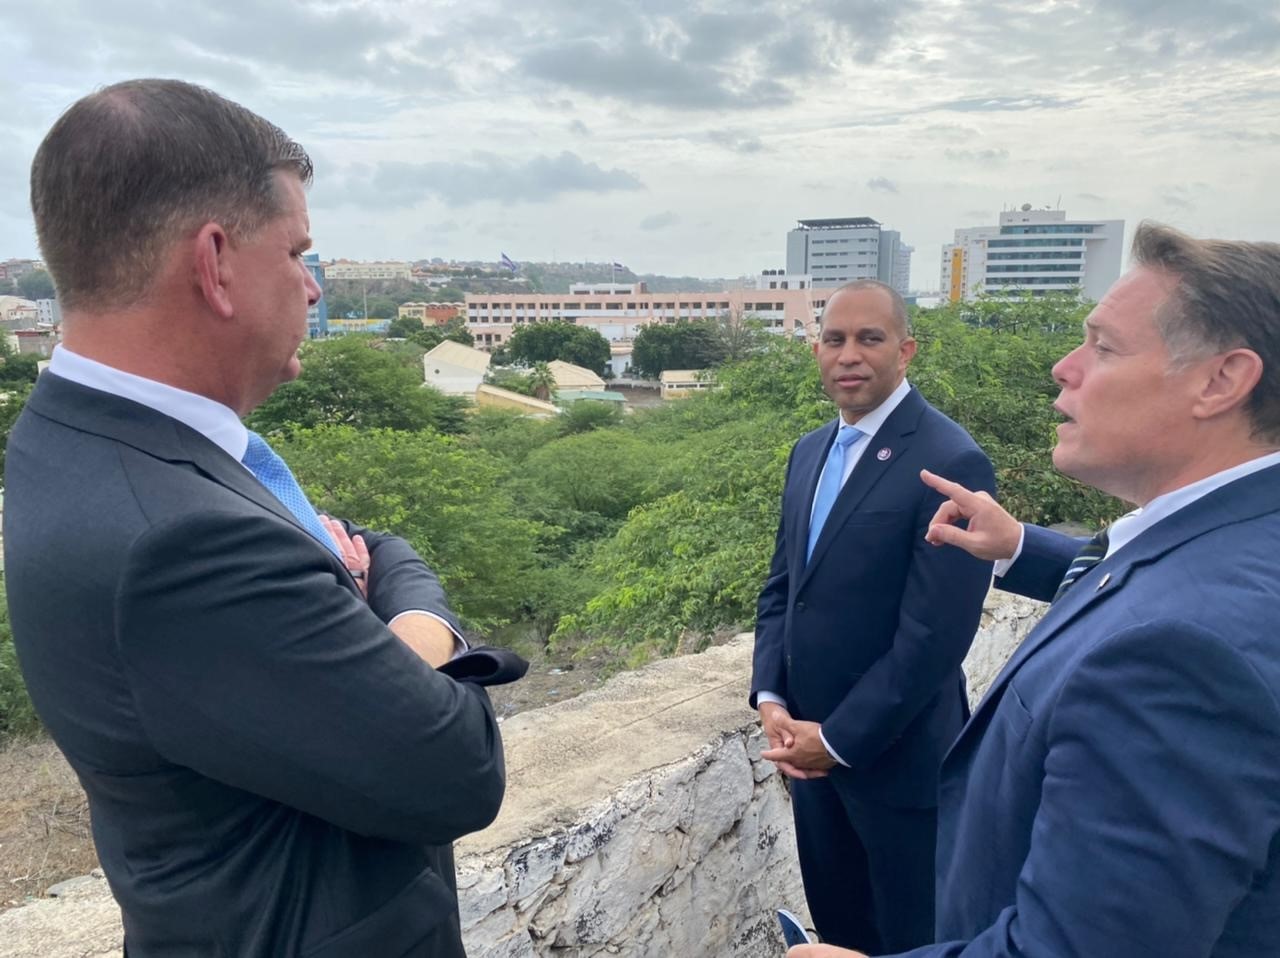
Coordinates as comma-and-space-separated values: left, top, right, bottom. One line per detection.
500, 252, 519, 272
612, 262, 625, 270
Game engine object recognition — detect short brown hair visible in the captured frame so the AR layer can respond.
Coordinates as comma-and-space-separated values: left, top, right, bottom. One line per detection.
1132, 221, 1280, 444
819, 280, 912, 338
30, 79, 312, 311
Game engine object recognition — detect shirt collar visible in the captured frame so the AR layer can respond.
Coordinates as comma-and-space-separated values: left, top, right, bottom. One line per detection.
840, 378, 911, 440
48, 345, 248, 461
1107, 449, 1280, 558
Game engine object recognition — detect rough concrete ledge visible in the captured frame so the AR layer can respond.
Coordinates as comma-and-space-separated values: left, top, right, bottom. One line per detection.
0, 591, 1043, 958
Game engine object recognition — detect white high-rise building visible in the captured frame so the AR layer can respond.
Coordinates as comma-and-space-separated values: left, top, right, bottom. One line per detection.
942, 206, 1124, 302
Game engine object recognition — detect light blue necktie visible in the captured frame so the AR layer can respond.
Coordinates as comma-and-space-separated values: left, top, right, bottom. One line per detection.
241, 430, 340, 558
807, 425, 863, 561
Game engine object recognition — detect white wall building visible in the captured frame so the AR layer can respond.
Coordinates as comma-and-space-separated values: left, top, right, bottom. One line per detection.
422, 340, 491, 396
942, 206, 1124, 302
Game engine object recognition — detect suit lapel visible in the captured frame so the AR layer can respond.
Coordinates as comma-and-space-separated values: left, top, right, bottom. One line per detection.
28, 372, 319, 541
953, 463, 1280, 756
800, 389, 925, 583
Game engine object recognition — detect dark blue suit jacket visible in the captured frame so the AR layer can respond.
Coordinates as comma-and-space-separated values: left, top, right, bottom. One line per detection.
5, 373, 507, 957
894, 463, 1280, 958
752, 387, 996, 807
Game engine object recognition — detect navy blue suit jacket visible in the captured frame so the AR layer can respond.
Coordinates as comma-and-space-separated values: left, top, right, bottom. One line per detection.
752, 387, 996, 807
894, 463, 1280, 958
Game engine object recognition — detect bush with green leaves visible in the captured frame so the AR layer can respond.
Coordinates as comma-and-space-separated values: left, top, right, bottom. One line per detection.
0, 578, 41, 743
279, 426, 548, 631
248, 336, 469, 436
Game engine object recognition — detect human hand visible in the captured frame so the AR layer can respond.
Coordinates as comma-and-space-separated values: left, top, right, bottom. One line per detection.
920, 469, 1021, 561
761, 714, 834, 779
759, 703, 821, 779
321, 516, 370, 599
788, 946, 867, 957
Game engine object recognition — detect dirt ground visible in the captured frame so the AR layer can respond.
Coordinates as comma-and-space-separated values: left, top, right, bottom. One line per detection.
0, 642, 617, 912
0, 737, 96, 910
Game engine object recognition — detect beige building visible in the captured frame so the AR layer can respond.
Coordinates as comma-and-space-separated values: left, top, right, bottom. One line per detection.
423, 340, 491, 396
660, 369, 716, 400
0, 296, 39, 329
547, 360, 605, 391
475, 384, 559, 416
465, 278, 825, 350
325, 260, 413, 281
399, 302, 465, 324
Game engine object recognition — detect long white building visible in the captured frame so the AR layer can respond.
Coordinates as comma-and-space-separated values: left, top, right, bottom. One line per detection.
942, 206, 1124, 302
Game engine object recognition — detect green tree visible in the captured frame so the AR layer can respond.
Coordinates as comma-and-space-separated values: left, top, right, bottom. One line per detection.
16, 269, 55, 301
506, 321, 610, 374
630, 320, 727, 378
279, 426, 547, 629
0, 382, 33, 476
0, 577, 41, 742
526, 362, 556, 402
556, 400, 624, 435
387, 315, 423, 339
247, 336, 468, 436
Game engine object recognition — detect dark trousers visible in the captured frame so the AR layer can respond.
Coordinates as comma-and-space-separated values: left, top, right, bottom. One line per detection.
791, 773, 937, 953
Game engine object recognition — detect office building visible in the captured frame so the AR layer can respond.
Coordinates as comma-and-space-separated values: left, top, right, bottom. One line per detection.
304, 253, 328, 337
785, 218, 913, 292
942, 206, 1124, 302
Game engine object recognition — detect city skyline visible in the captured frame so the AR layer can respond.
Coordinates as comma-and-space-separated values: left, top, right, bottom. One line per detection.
1, 0, 1277, 287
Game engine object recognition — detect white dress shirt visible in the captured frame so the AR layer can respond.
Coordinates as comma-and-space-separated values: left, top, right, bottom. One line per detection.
995, 449, 1280, 577
758, 378, 914, 766
46, 345, 460, 640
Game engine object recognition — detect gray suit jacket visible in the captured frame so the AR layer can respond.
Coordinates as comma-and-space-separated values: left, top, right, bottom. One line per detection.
4, 372, 506, 957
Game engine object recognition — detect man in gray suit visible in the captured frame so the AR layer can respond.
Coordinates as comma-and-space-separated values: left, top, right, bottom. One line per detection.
5, 79, 507, 957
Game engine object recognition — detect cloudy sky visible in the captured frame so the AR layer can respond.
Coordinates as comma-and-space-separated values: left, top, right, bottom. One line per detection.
1, 0, 1277, 288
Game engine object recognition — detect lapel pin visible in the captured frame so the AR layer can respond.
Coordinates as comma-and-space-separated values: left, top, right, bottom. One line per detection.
876, 447, 891, 461
1095, 573, 1111, 591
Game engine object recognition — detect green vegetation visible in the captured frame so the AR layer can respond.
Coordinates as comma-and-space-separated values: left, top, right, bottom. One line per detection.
0, 578, 42, 741
0, 293, 1124, 741
630, 313, 769, 377
503, 321, 611, 375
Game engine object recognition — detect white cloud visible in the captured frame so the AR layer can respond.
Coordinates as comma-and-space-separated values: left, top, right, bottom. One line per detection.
1, 0, 1278, 284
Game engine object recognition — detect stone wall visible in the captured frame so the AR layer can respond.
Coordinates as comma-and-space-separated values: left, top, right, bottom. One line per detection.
0, 591, 1043, 958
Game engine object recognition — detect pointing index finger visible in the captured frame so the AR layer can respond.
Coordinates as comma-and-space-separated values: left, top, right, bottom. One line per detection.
920, 469, 981, 511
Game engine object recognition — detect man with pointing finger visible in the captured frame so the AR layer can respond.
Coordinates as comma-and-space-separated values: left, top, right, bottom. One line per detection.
791, 224, 1280, 958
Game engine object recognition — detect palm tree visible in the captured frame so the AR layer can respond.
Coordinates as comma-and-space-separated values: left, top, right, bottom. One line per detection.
527, 362, 556, 402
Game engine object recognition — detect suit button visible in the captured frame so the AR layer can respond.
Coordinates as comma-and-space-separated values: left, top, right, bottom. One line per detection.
796, 601, 806, 612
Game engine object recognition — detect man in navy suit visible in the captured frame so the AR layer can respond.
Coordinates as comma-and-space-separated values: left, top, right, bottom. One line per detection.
791, 225, 1280, 958
753, 280, 996, 952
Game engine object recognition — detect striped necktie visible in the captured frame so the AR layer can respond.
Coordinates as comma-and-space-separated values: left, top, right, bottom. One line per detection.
241, 431, 340, 558
807, 425, 863, 561
1052, 527, 1110, 602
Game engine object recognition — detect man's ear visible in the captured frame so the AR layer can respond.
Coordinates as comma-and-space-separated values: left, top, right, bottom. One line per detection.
1191, 348, 1263, 420
193, 223, 234, 319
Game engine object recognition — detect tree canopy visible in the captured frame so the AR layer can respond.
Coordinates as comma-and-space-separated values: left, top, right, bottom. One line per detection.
247, 336, 468, 436
506, 321, 610, 374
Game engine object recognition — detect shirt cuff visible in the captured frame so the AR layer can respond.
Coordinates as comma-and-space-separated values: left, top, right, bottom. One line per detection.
387, 610, 469, 659
755, 691, 787, 710
819, 728, 851, 768
992, 524, 1027, 579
